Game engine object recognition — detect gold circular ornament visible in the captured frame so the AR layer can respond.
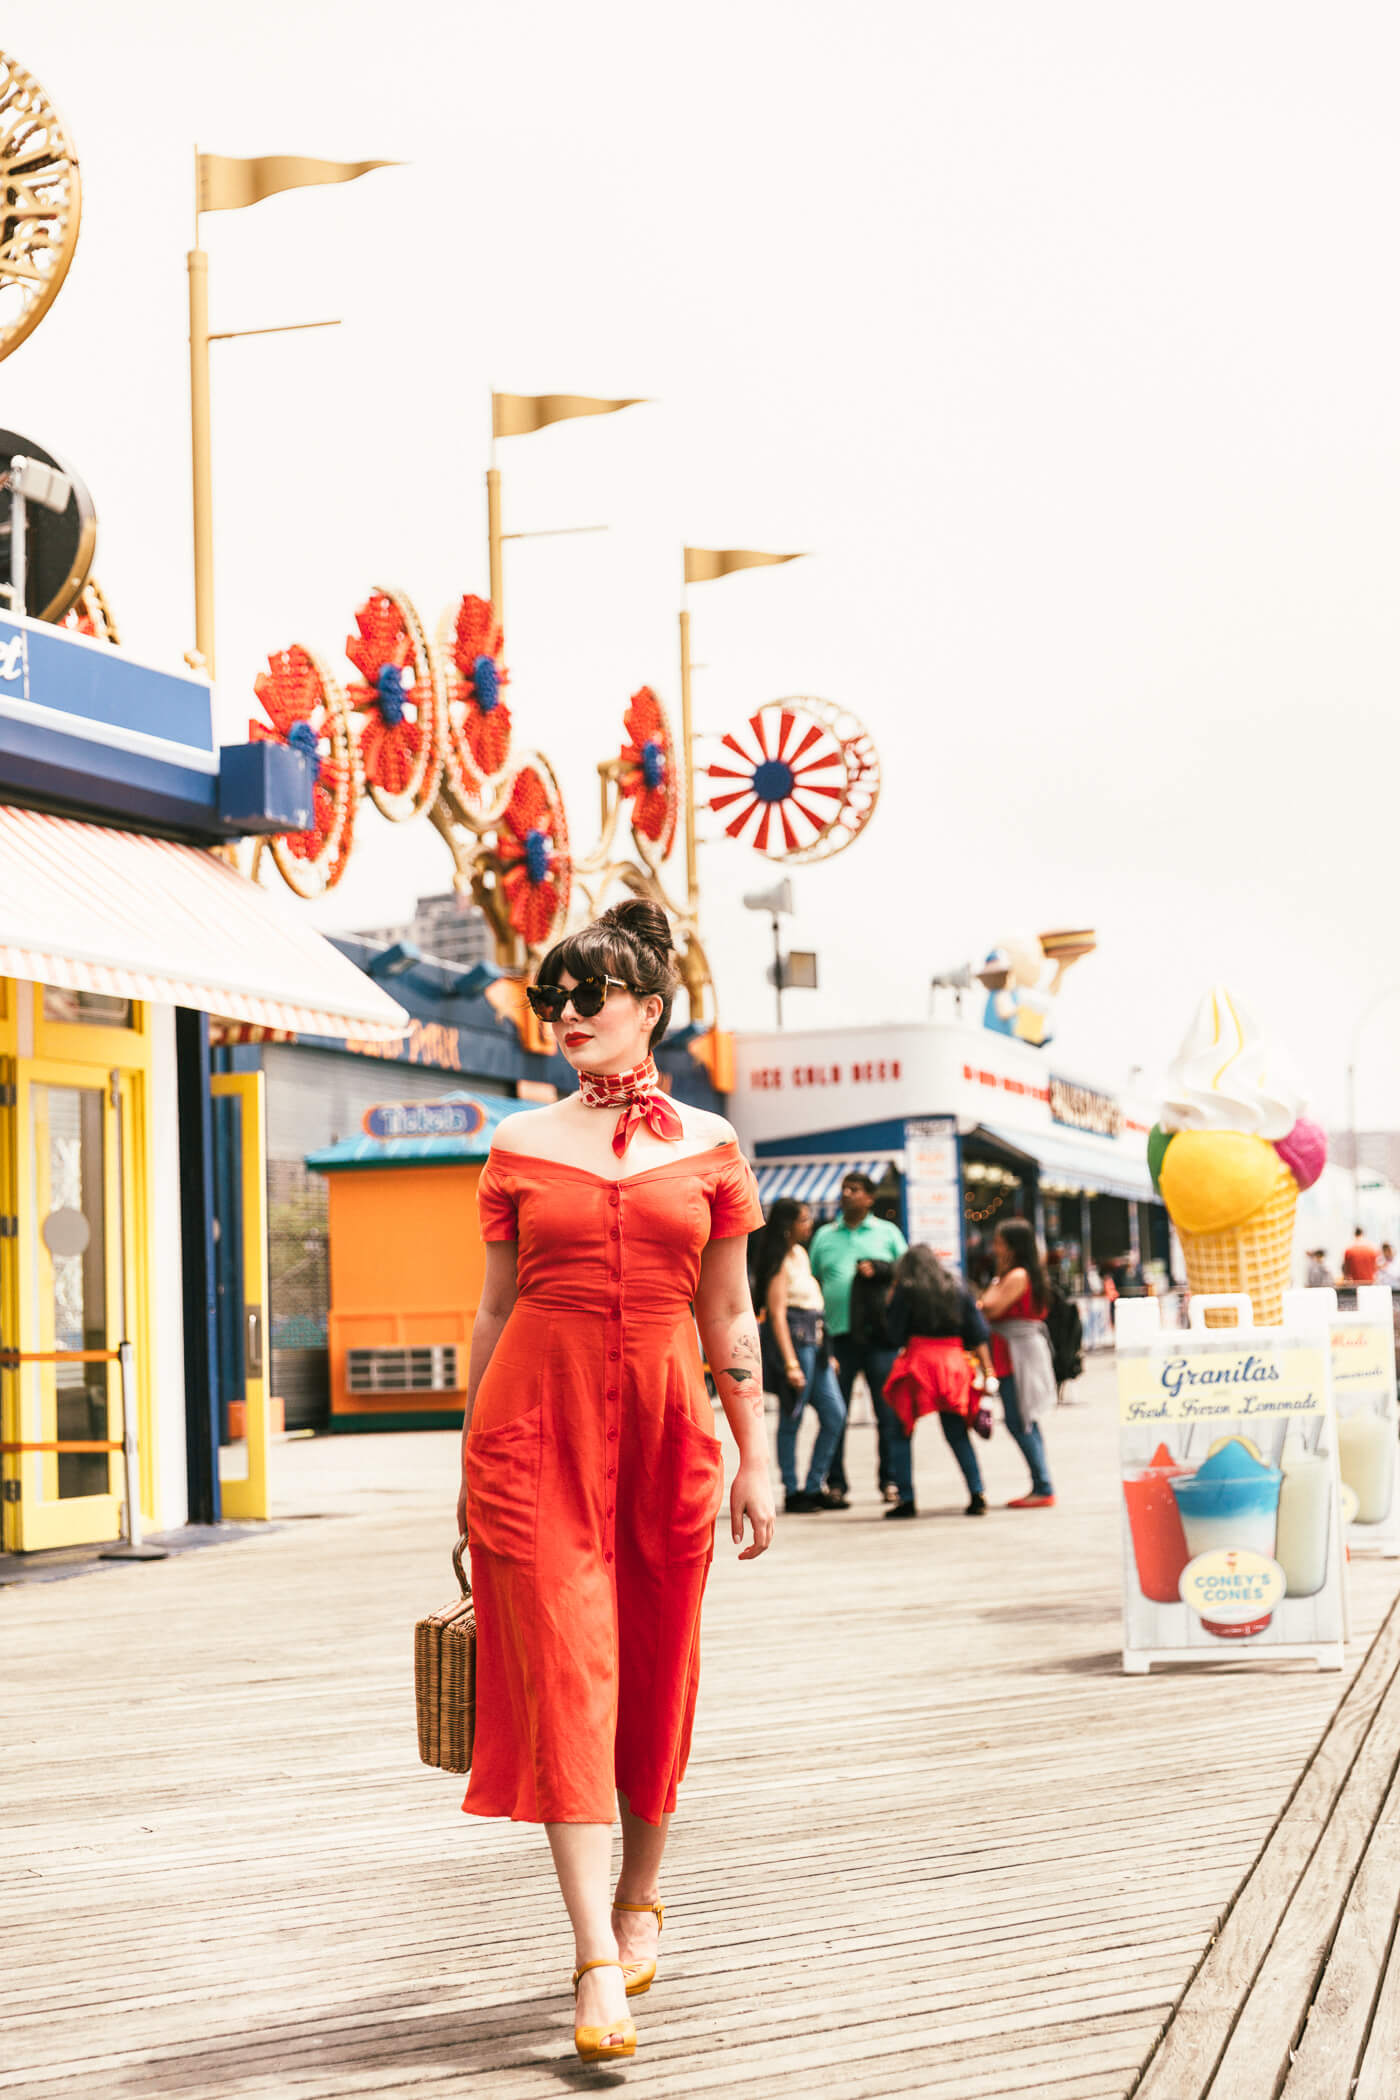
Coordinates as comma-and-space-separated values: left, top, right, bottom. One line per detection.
0, 52, 82, 363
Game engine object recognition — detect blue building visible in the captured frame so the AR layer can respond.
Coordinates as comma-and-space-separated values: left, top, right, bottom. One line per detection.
0, 611, 407, 1551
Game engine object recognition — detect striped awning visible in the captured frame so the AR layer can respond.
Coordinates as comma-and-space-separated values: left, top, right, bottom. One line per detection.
0, 805, 409, 1040
753, 1157, 894, 1207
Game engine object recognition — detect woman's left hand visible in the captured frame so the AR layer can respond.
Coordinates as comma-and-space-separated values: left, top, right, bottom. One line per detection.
730, 1461, 775, 1561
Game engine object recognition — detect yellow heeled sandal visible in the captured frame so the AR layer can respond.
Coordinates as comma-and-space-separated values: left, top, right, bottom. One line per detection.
572, 1958, 637, 2063
613, 1897, 665, 1997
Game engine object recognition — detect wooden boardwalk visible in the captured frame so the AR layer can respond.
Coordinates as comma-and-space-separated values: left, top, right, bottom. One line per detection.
5, 1359, 1399, 2100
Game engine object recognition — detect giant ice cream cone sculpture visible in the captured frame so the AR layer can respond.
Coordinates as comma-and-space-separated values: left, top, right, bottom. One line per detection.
1150, 988, 1327, 1326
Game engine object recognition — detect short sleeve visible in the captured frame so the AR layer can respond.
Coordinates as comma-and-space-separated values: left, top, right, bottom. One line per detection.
709, 1152, 764, 1239
477, 1151, 519, 1242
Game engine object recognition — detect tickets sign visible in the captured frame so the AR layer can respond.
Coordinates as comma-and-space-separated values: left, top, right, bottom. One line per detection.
1114, 1296, 1345, 1675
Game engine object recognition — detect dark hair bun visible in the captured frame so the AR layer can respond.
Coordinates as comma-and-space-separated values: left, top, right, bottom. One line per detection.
600, 898, 672, 957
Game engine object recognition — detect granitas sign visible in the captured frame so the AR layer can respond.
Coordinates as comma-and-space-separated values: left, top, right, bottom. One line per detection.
1114, 1299, 1345, 1674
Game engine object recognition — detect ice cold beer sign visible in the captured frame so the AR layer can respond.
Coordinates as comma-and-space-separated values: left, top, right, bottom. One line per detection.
1114, 1307, 1345, 1674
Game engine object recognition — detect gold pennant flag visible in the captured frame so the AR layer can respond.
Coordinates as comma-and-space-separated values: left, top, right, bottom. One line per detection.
493, 393, 647, 439
197, 154, 400, 214
684, 547, 806, 584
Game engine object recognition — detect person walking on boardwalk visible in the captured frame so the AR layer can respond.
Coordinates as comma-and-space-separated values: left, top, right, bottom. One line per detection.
455, 900, 772, 2064
881, 1244, 998, 1518
752, 1196, 847, 1511
978, 1218, 1057, 1508
809, 1172, 907, 1503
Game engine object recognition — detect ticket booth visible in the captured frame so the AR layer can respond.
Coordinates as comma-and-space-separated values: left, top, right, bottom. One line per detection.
306, 1091, 532, 1431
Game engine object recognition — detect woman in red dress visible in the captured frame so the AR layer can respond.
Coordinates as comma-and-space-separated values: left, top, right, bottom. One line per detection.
455, 900, 773, 2062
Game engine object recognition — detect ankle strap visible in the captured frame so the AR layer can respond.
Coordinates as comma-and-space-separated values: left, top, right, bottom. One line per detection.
613, 1898, 664, 1928
572, 1957, 624, 1988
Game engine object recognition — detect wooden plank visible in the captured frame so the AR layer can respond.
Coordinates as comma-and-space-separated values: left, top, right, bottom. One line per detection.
1133, 1601, 1400, 2100
1204, 1656, 1400, 2099
1284, 1825, 1400, 2097
2, 1363, 1395, 2100
1354, 1892, 1400, 2100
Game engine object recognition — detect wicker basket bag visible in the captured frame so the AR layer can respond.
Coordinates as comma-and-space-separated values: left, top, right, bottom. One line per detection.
415, 1535, 476, 1773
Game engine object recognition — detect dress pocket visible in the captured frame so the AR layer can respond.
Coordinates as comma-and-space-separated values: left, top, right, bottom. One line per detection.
465, 1407, 543, 1562
664, 1409, 725, 1566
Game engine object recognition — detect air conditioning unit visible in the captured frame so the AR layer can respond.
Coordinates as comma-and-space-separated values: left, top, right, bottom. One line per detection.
346, 1344, 461, 1395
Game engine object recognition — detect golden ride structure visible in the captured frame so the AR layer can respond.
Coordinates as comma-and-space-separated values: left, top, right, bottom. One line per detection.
251, 586, 881, 1029
0, 52, 81, 365
61, 577, 120, 645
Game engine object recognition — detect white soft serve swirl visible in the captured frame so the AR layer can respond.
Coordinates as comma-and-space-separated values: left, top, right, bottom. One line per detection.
1160, 986, 1306, 1140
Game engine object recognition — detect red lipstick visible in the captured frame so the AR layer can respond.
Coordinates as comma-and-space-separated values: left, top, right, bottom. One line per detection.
564, 1031, 591, 1048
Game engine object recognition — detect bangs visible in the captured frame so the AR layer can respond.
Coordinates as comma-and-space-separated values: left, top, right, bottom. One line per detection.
535, 924, 635, 989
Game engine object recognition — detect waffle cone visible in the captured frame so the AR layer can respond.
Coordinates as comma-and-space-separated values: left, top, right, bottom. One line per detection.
1173, 1170, 1298, 1326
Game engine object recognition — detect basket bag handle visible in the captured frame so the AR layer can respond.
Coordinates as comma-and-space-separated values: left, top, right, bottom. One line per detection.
453, 1532, 472, 1599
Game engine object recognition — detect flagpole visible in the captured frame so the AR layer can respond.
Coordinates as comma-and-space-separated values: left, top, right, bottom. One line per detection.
678, 594, 698, 918
188, 147, 215, 675
486, 396, 504, 622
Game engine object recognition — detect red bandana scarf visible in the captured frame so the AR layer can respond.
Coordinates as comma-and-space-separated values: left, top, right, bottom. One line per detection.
577, 1054, 685, 1158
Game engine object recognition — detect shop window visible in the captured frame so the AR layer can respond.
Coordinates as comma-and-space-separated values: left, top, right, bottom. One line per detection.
42, 987, 134, 1028
31, 1082, 117, 1500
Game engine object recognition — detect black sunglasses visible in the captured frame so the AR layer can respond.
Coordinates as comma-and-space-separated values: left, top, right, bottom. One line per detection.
525, 974, 633, 1022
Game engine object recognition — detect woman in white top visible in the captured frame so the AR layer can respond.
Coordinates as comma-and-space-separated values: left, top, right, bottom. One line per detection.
752, 1198, 848, 1511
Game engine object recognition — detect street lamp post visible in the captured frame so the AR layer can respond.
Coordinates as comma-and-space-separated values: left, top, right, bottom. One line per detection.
743, 878, 793, 1030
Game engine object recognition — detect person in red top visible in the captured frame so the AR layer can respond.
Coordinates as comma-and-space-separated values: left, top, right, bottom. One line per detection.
1342, 1228, 1380, 1284
977, 1218, 1057, 1507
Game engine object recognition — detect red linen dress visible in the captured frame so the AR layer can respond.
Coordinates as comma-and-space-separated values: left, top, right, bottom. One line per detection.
463, 1138, 763, 1826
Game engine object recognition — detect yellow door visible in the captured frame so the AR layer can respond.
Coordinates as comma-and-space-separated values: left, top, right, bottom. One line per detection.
2, 1061, 127, 1550
211, 1072, 270, 1521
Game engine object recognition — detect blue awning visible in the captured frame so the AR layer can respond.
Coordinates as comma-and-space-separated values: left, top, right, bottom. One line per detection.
980, 1123, 1155, 1203
753, 1157, 894, 1208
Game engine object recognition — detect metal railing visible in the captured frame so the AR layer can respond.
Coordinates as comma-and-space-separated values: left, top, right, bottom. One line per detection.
0, 1341, 165, 1559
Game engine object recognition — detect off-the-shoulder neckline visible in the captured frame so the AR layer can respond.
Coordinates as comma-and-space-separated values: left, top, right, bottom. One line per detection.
487, 1137, 741, 1187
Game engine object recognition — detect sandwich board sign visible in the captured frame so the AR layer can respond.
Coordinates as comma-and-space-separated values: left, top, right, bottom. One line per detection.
1286, 1285, 1400, 1561
1115, 1294, 1346, 1675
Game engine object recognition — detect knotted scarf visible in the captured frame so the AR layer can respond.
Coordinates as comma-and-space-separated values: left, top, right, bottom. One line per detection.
577, 1054, 685, 1158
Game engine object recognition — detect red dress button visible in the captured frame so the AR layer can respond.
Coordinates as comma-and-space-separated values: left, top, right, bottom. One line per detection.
610, 1228, 620, 1240
607, 1505, 615, 1520
609, 1190, 620, 1205
607, 1466, 616, 1480
605, 1551, 614, 1565
609, 1349, 620, 1361
607, 1428, 618, 1442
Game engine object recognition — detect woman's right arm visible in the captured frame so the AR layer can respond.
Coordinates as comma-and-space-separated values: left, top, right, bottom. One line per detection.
456, 1239, 519, 1534
766, 1267, 806, 1390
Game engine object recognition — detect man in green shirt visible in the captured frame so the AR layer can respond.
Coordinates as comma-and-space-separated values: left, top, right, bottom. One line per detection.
808, 1172, 907, 1502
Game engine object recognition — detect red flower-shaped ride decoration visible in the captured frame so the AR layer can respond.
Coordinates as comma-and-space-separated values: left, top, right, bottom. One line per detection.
496, 757, 571, 948
707, 704, 846, 856
250, 645, 360, 897
618, 686, 678, 858
62, 579, 120, 646
442, 594, 513, 812
344, 587, 443, 821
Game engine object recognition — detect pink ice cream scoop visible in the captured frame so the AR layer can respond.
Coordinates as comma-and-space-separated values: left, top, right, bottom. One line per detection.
1273, 1117, 1326, 1192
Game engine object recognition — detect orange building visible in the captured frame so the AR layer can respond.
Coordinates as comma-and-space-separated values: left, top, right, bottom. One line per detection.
306, 1092, 535, 1430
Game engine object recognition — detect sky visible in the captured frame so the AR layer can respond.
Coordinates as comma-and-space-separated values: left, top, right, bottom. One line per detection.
9, 1, 1400, 1128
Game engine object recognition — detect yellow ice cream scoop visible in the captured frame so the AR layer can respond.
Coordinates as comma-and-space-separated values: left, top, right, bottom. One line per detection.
1158, 1129, 1285, 1235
